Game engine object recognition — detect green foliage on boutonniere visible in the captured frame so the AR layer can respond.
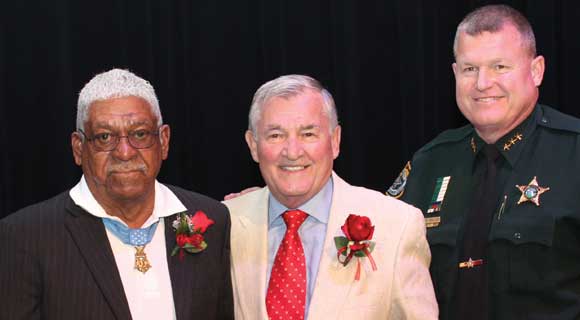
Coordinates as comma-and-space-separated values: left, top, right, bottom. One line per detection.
171, 211, 214, 259
334, 237, 375, 258
335, 214, 378, 280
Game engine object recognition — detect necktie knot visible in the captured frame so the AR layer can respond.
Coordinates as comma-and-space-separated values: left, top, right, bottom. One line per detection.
283, 209, 308, 232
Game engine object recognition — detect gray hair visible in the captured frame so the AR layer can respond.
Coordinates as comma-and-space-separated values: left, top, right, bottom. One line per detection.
453, 4, 536, 58
76, 68, 162, 131
248, 74, 338, 137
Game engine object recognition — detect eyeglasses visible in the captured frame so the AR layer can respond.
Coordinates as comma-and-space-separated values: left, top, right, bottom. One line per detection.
79, 128, 160, 152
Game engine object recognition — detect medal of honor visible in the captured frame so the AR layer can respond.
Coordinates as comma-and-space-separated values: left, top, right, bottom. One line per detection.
134, 245, 152, 273
516, 176, 550, 206
102, 218, 159, 274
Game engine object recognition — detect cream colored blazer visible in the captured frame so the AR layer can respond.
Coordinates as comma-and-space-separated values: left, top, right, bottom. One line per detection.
224, 172, 438, 320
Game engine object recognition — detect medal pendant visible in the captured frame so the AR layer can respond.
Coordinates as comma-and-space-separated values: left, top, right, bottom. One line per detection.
134, 245, 152, 273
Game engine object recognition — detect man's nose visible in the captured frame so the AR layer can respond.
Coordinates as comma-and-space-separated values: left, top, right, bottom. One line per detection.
476, 68, 494, 91
112, 136, 138, 160
282, 137, 304, 160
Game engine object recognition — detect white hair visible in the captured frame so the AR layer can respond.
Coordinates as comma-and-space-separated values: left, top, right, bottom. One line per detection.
249, 74, 338, 138
76, 68, 162, 131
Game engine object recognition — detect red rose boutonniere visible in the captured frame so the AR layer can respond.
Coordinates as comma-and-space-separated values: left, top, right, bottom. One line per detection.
171, 210, 215, 260
334, 214, 378, 280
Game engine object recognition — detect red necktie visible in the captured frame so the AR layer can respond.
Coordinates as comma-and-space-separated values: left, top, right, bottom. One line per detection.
266, 209, 308, 320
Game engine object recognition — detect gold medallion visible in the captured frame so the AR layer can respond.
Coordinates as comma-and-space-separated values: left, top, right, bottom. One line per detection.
134, 245, 152, 273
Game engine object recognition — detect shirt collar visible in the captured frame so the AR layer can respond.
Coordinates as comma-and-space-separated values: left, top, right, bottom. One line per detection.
470, 104, 539, 168
268, 176, 334, 227
69, 175, 187, 228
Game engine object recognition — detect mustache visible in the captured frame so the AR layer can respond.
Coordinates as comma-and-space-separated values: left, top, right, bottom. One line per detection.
106, 162, 147, 175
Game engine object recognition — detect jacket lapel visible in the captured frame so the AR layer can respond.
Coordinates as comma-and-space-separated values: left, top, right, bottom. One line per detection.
165, 214, 191, 320
308, 173, 356, 319
64, 198, 132, 320
229, 188, 270, 320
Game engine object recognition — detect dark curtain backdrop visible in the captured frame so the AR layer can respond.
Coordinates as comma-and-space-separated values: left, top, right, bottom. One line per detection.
1, 0, 579, 219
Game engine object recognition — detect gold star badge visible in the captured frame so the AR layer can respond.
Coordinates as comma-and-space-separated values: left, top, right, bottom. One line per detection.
515, 176, 550, 206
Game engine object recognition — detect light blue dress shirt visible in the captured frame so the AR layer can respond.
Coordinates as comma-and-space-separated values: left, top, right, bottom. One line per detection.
267, 177, 333, 320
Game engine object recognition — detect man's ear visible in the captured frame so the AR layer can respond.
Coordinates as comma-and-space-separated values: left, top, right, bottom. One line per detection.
245, 130, 259, 163
71, 132, 83, 166
531, 55, 545, 87
331, 125, 341, 160
159, 124, 171, 160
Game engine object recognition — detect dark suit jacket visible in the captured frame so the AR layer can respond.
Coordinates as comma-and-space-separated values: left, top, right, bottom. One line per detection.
0, 185, 233, 320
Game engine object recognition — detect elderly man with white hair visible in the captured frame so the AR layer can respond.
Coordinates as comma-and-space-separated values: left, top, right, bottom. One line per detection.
225, 74, 438, 320
0, 68, 233, 320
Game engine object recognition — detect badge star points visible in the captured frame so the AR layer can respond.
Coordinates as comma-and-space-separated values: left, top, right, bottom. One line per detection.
515, 176, 550, 206
466, 258, 474, 268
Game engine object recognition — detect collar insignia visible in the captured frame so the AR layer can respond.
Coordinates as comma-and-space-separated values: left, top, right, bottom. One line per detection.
503, 133, 523, 151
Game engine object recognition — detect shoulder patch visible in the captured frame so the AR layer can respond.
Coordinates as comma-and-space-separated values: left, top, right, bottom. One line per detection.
386, 161, 411, 198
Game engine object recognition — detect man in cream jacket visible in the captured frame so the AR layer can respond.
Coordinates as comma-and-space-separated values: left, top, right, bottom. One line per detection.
224, 74, 437, 320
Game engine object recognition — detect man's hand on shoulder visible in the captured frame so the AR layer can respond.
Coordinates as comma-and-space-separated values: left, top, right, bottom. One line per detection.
223, 187, 261, 201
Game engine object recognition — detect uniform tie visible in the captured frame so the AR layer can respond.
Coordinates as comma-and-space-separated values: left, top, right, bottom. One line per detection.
456, 144, 501, 319
266, 209, 308, 320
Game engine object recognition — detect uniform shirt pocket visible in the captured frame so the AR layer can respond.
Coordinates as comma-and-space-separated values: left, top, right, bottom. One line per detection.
489, 206, 556, 292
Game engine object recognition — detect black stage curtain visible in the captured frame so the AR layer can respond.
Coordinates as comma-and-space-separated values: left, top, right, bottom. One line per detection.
1, 0, 579, 218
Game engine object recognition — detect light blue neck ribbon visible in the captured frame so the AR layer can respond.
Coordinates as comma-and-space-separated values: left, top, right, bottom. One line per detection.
102, 218, 160, 246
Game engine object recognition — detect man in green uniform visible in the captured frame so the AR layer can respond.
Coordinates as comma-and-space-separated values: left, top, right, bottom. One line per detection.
388, 4, 580, 320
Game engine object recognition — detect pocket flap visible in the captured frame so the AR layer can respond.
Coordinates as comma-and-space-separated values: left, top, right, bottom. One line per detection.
490, 206, 556, 246
427, 222, 460, 247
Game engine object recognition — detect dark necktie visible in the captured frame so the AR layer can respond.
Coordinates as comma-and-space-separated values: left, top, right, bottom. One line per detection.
266, 209, 308, 320
456, 144, 500, 320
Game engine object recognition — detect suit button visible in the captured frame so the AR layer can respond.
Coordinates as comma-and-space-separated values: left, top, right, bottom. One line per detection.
513, 232, 521, 239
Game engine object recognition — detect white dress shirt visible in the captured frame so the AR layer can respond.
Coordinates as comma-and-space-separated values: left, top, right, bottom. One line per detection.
69, 176, 187, 320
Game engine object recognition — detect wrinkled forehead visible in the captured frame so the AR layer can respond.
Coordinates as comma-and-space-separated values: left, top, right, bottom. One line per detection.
260, 93, 326, 126
86, 96, 158, 129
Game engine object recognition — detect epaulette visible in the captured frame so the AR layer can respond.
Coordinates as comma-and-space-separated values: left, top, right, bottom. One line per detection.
537, 104, 580, 134
417, 123, 474, 154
